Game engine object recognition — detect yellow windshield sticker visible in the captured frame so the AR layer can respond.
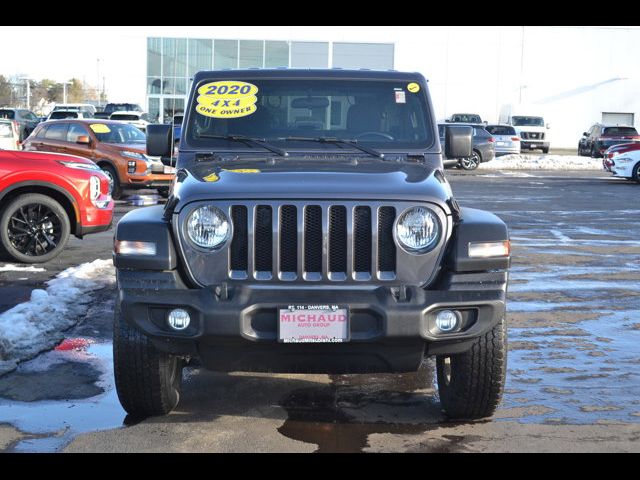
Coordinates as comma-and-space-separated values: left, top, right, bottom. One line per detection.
90, 124, 111, 133
203, 173, 220, 182
407, 82, 420, 93
196, 81, 259, 119
223, 168, 261, 174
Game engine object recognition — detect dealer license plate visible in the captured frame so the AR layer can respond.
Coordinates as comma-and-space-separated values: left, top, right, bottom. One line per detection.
278, 305, 349, 343
496, 141, 506, 146
164, 166, 176, 174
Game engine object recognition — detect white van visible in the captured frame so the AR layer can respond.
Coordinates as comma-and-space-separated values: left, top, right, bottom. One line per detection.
499, 104, 550, 153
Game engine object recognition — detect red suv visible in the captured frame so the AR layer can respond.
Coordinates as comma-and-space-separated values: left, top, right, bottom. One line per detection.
0, 150, 114, 263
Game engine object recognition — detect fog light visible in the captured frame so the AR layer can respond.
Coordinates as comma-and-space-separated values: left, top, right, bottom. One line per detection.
435, 310, 460, 333
167, 309, 190, 330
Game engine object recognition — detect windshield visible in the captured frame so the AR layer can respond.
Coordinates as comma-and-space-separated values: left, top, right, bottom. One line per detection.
111, 114, 140, 121
187, 78, 432, 151
451, 114, 481, 123
486, 125, 516, 135
49, 111, 78, 119
0, 110, 15, 120
603, 126, 638, 136
512, 116, 544, 127
92, 123, 146, 144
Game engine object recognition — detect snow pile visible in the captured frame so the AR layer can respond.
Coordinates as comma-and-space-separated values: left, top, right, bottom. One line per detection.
0, 259, 115, 375
0, 264, 46, 273
480, 154, 603, 170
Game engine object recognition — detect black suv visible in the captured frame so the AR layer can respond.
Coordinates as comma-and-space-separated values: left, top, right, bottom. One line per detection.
578, 123, 640, 158
112, 69, 510, 420
94, 103, 143, 119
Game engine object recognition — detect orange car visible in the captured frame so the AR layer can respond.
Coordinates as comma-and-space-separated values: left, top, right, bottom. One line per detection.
22, 119, 175, 199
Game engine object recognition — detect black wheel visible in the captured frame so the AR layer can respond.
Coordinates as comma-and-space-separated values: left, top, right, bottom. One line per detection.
459, 150, 481, 171
157, 187, 170, 199
590, 145, 598, 158
436, 316, 507, 419
577, 143, 584, 156
0, 194, 70, 263
541, 147, 549, 154
113, 302, 183, 417
633, 163, 640, 184
101, 164, 122, 200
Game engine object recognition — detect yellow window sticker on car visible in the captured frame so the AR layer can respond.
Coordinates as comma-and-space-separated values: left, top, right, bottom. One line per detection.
196, 81, 259, 119
407, 82, 420, 93
203, 173, 220, 182
90, 124, 111, 133
223, 169, 261, 174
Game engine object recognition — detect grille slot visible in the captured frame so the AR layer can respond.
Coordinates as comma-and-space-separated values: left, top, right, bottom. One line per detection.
329, 206, 347, 276
255, 206, 272, 273
378, 206, 396, 275
230, 206, 248, 272
353, 206, 372, 275
279, 205, 297, 274
304, 206, 322, 274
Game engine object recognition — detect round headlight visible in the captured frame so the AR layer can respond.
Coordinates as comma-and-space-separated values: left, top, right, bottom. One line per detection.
186, 206, 230, 249
396, 206, 440, 253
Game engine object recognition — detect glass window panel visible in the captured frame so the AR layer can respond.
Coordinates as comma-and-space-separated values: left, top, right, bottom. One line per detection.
161, 78, 187, 95
332, 43, 394, 70
163, 98, 185, 122
147, 37, 162, 77
214, 40, 238, 70
265, 41, 289, 68
188, 39, 212, 76
148, 98, 160, 123
290, 42, 329, 68
162, 38, 187, 78
239, 40, 263, 68
147, 77, 162, 94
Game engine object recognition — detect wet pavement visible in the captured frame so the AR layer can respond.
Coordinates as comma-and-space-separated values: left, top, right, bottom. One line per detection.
0, 172, 639, 452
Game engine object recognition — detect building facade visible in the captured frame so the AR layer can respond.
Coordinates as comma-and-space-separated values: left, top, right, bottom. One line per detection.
146, 38, 394, 123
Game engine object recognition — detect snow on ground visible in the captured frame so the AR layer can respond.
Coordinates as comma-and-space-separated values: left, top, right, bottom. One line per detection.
0, 265, 46, 273
0, 259, 115, 376
480, 154, 603, 170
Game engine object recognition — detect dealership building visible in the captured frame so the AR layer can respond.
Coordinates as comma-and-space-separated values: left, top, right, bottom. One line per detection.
144, 27, 640, 148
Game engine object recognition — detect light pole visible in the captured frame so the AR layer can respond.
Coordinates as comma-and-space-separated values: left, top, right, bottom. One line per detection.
62, 81, 71, 104
19, 77, 31, 110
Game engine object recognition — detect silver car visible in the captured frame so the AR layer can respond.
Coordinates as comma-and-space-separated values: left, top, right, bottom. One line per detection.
485, 124, 521, 156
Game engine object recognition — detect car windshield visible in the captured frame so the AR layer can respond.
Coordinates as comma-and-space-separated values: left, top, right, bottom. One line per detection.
0, 110, 15, 120
512, 116, 544, 127
187, 78, 433, 151
92, 123, 146, 144
111, 114, 140, 121
486, 125, 515, 135
603, 126, 638, 136
49, 111, 78, 119
452, 114, 481, 123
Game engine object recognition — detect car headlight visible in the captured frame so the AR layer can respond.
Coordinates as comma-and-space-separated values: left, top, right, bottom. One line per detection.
121, 151, 146, 160
395, 206, 440, 253
57, 160, 101, 171
186, 206, 230, 250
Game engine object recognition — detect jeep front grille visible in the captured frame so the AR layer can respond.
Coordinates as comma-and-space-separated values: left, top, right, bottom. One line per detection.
226, 202, 397, 282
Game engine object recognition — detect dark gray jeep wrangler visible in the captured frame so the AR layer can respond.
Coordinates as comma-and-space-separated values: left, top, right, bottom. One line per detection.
113, 69, 510, 419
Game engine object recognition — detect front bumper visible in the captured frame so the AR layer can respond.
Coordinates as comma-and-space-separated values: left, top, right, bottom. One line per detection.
521, 141, 549, 150
117, 269, 508, 373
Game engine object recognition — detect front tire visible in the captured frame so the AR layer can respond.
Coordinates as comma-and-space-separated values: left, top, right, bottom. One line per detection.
436, 316, 507, 419
113, 302, 183, 417
541, 147, 549, 154
633, 162, 640, 183
101, 164, 122, 200
0, 193, 70, 263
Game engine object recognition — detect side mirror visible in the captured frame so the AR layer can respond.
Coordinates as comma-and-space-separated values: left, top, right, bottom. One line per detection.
546, 123, 551, 129
146, 124, 172, 157
583, 131, 588, 137
445, 125, 473, 158
76, 135, 91, 145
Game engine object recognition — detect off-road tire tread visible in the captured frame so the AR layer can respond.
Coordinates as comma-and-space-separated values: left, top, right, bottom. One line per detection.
437, 316, 507, 419
113, 303, 182, 417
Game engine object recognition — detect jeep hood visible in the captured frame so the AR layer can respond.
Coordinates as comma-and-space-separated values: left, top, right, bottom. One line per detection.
169, 157, 454, 214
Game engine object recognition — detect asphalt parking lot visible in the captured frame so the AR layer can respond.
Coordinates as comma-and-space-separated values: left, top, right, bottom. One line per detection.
0, 169, 639, 452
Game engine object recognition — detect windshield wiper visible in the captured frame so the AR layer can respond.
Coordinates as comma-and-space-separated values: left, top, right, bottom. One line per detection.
278, 136, 384, 159
197, 134, 288, 157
